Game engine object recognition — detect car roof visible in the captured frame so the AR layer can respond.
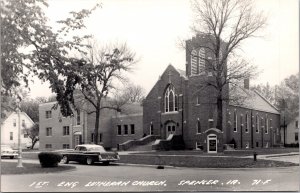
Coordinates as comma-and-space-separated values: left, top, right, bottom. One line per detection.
1, 145, 12, 149
76, 144, 103, 148
1, 145, 11, 147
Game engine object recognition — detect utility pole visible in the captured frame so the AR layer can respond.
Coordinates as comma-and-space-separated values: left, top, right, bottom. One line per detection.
17, 102, 23, 168
282, 99, 286, 147
180, 94, 184, 139
283, 111, 286, 147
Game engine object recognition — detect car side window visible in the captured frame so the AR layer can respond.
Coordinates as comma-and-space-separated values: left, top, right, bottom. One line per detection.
75, 146, 80, 151
80, 147, 87, 151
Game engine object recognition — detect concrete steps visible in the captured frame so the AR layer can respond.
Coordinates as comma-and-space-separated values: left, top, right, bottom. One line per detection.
127, 141, 156, 151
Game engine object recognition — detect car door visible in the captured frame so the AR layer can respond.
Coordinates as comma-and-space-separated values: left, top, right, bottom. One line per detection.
70, 146, 81, 161
78, 146, 87, 162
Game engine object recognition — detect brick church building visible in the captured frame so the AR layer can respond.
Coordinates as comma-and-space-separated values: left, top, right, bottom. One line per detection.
38, 34, 281, 153
142, 34, 281, 152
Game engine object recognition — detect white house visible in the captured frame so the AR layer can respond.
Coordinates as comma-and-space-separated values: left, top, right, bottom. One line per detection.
1, 111, 35, 149
281, 117, 300, 145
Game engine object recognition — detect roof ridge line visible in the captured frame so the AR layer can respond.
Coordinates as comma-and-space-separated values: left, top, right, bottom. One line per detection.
253, 89, 280, 113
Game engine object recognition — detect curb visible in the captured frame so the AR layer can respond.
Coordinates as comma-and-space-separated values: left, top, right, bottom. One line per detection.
117, 162, 175, 169
265, 153, 299, 158
116, 162, 299, 170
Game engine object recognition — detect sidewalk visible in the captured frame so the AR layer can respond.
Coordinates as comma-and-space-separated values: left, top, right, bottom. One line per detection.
243, 152, 299, 164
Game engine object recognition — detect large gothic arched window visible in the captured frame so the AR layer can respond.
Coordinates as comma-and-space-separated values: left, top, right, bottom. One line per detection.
164, 84, 178, 112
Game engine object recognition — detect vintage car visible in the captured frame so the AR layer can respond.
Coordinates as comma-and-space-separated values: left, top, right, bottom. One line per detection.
60, 144, 120, 165
1, 145, 18, 159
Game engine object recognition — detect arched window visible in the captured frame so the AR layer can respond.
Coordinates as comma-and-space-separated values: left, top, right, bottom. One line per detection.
256, 115, 260, 133
240, 114, 243, 132
198, 48, 205, 73
191, 49, 198, 75
245, 113, 249, 133
164, 85, 178, 112
261, 117, 264, 132
233, 111, 237, 132
265, 116, 269, 134
196, 118, 201, 134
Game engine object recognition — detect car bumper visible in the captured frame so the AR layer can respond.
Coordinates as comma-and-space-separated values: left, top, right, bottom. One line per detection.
99, 158, 119, 162
1, 153, 18, 157
99, 155, 120, 162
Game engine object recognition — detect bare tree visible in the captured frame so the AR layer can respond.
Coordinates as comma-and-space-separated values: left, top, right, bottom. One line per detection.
186, 0, 266, 130
23, 123, 39, 149
68, 42, 136, 144
252, 83, 276, 105
121, 84, 145, 103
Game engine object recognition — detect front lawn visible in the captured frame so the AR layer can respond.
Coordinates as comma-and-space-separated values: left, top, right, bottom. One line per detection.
1, 162, 76, 175
118, 154, 298, 168
130, 148, 299, 156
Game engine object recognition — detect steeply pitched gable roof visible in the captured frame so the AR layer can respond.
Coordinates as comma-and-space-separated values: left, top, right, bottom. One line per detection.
0, 111, 35, 126
175, 68, 187, 80
145, 64, 187, 99
230, 87, 280, 114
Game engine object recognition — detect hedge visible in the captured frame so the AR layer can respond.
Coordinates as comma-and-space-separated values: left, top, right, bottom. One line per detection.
38, 152, 62, 167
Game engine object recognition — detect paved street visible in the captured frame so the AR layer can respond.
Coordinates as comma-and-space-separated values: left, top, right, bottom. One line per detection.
1, 157, 299, 192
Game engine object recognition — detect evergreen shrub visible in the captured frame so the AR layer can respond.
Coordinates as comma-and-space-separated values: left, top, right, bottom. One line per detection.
38, 152, 62, 167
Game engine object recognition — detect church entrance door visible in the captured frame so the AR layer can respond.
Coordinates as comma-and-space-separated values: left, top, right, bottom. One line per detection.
207, 134, 217, 153
166, 122, 176, 138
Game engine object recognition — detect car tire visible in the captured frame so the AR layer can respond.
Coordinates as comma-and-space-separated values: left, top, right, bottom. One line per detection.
86, 157, 93, 165
10, 156, 14, 159
61, 156, 69, 164
103, 161, 110, 165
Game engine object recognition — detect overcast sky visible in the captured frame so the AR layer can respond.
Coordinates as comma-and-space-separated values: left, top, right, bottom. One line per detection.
28, 0, 299, 98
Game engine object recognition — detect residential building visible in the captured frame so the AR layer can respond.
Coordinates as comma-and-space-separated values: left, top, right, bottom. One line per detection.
38, 101, 143, 150
1, 111, 34, 149
281, 117, 299, 145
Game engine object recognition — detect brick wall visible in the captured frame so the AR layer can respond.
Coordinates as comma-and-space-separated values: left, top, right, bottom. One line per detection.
143, 65, 185, 139
111, 114, 143, 149
227, 106, 280, 149
39, 102, 74, 150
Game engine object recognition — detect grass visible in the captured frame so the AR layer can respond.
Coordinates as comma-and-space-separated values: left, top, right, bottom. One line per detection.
1, 162, 76, 175
118, 154, 299, 168
130, 148, 299, 156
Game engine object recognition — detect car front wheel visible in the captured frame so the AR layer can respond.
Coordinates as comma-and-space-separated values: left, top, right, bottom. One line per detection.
61, 156, 69, 164
10, 156, 14, 159
86, 157, 93, 165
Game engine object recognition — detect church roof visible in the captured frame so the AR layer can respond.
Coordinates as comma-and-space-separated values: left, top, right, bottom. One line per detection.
176, 68, 187, 79
230, 87, 280, 114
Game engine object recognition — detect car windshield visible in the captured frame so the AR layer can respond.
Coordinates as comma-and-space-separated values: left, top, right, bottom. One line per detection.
87, 146, 106, 152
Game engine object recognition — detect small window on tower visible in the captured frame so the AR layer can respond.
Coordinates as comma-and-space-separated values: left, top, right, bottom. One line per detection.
196, 119, 201, 134
196, 96, 200, 106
